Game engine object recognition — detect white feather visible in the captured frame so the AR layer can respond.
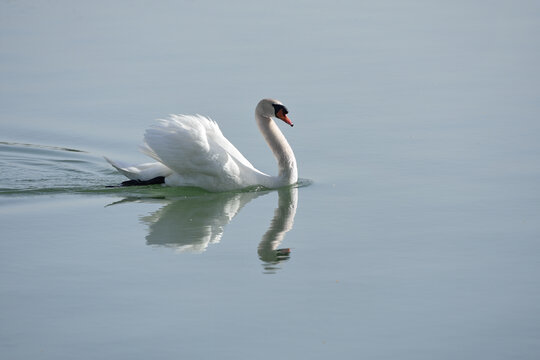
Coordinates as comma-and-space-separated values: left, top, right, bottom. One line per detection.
139, 114, 267, 191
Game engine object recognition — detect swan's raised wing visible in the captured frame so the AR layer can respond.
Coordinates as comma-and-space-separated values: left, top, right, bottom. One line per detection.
196, 114, 256, 170
141, 114, 263, 190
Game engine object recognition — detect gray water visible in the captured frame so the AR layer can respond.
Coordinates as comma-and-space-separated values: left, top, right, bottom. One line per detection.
1, 1, 540, 359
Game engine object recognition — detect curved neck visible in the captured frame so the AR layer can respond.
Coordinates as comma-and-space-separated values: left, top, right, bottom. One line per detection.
255, 112, 298, 186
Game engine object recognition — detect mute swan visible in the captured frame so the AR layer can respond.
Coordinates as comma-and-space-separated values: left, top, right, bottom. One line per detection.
106, 98, 298, 192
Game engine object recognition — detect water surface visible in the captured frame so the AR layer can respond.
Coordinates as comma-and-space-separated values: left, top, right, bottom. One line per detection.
1, 1, 540, 359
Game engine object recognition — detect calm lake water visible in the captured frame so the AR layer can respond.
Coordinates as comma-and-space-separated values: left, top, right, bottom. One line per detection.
1, 1, 540, 359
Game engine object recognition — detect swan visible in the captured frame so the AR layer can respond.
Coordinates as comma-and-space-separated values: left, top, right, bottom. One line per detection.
105, 98, 298, 192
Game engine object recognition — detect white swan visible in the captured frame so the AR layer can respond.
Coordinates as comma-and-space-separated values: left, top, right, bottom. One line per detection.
105, 98, 298, 192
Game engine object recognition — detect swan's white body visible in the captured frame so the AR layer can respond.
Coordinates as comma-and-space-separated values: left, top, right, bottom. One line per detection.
106, 99, 297, 192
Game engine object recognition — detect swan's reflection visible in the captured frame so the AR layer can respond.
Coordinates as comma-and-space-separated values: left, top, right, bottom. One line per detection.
142, 191, 262, 252
133, 186, 298, 271
257, 187, 298, 272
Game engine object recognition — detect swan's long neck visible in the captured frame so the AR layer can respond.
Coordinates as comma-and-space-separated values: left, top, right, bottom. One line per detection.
256, 112, 298, 186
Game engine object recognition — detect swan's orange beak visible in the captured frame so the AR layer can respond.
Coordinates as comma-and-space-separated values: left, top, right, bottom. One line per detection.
276, 109, 294, 127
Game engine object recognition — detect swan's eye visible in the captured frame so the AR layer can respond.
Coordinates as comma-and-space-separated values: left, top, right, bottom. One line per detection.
272, 104, 288, 116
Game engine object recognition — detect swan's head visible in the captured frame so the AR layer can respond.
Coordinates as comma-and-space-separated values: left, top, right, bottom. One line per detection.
256, 99, 293, 127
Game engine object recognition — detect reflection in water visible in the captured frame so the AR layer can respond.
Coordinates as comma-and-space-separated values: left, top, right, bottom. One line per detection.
133, 186, 298, 271
257, 187, 298, 273
142, 191, 262, 252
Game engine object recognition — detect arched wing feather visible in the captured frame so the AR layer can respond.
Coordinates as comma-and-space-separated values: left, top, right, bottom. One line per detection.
141, 114, 261, 190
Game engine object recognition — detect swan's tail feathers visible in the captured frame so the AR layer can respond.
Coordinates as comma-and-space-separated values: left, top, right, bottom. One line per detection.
105, 157, 139, 180
104, 156, 173, 181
